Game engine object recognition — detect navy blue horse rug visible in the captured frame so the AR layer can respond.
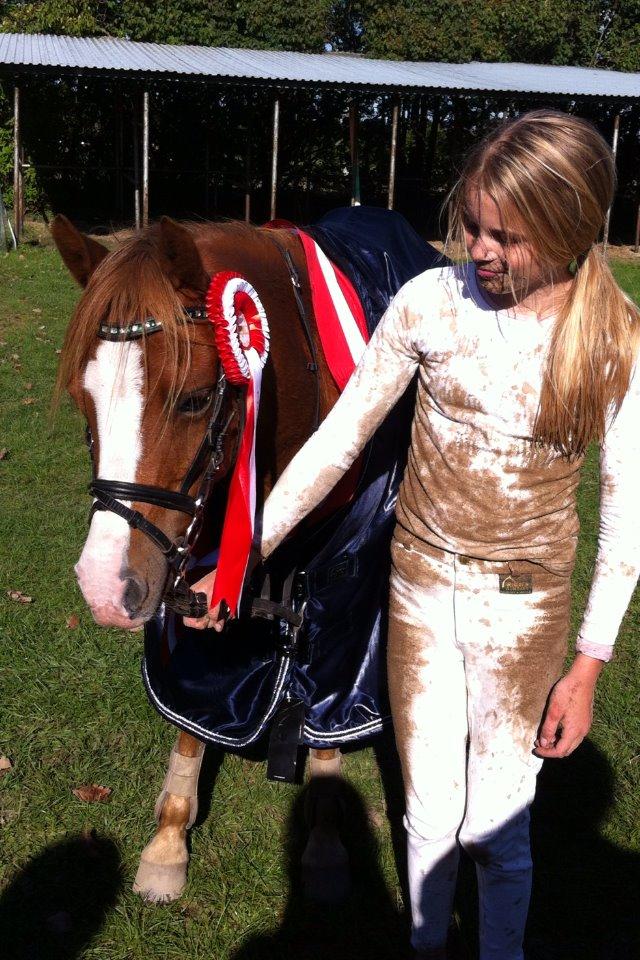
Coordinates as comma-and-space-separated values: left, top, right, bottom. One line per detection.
143, 206, 444, 753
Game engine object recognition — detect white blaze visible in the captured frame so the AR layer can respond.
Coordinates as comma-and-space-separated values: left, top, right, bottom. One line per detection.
75, 341, 144, 624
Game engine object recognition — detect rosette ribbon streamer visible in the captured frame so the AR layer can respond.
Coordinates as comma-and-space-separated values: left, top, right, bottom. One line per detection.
205, 272, 270, 617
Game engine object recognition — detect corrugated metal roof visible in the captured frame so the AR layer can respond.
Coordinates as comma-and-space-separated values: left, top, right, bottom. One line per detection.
0, 32, 638, 98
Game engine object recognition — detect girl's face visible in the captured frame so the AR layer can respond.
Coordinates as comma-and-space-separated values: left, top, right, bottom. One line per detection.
462, 188, 561, 309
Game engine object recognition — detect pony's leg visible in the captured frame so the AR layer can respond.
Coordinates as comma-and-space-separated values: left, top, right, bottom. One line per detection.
133, 731, 205, 903
301, 748, 352, 903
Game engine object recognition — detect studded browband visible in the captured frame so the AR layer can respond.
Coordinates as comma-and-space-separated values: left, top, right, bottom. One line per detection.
97, 306, 209, 342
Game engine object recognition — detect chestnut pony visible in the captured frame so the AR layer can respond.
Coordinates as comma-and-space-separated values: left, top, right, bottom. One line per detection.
53, 214, 348, 903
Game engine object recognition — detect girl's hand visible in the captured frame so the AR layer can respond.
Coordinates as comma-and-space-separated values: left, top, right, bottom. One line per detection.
534, 653, 604, 759
183, 569, 226, 632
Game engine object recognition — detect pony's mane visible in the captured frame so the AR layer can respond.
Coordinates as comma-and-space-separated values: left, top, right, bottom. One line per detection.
54, 220, 264, 411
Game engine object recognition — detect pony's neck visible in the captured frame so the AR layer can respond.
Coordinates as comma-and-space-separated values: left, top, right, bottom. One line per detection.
194, 222, 339, 502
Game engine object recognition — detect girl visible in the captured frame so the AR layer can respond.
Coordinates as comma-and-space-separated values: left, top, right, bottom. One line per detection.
188, 111, 640, 959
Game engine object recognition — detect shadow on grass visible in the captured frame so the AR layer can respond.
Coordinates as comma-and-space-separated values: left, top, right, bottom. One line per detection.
230, 762, 409, 960
0, 832, 123, 960
199, 732, 638, 959
526, 738, 640, 960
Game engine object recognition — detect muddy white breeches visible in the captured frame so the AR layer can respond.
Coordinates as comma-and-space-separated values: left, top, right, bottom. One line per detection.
387, 528, 570, 959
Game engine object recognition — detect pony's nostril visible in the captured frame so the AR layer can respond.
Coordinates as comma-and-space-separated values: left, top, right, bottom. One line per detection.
122, 576, 148, 617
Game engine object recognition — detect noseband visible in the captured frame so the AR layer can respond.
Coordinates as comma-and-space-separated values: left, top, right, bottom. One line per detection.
86, 306, 243, 619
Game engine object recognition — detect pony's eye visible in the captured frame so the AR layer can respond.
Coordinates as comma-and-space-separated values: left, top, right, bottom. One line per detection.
177, 389, 214, 416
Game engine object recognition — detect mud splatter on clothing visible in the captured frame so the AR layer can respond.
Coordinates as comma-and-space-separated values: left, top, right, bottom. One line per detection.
262, 263, 640, 661
260, 261, 640, 958
388, 533, 569, 956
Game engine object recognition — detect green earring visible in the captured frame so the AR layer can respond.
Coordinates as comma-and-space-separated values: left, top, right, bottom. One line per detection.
568, 258, 578, 276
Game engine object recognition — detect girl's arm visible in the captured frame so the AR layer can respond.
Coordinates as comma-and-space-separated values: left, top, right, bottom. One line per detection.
536, 364, 640, 758
575, 364, 640, 662
260, 290, 422, 557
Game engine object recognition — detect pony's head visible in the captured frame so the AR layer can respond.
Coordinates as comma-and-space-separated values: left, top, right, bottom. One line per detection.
53, 215, 236, 629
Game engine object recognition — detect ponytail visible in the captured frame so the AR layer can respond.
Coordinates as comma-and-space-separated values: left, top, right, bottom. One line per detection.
535, 248, 640, 457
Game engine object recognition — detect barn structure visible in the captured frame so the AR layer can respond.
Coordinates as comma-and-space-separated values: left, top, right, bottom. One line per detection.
0, 31, 639, 247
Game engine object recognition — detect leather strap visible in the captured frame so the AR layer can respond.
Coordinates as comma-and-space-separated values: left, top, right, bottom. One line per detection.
268, 233, 320, 430
90, 491, 184, 564
91, 479, 196, 516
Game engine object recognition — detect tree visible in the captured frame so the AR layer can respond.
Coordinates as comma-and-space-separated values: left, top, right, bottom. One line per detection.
598, 1, 640, 71
354, 0, 604, 66
0, 0, 107, 36
0, 0, 336, 52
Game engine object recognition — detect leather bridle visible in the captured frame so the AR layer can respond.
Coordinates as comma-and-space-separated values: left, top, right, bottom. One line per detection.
83, 238, 320, 625
85, 306, 243, 620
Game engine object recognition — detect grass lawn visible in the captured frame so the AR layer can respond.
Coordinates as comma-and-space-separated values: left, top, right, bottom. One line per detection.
1, 245, 639, 960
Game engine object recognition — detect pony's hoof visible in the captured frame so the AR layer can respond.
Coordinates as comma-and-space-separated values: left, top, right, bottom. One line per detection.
132, 855, 188, 904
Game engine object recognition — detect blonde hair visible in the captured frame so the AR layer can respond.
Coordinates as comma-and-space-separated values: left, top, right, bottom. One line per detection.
446, 109, 640, 457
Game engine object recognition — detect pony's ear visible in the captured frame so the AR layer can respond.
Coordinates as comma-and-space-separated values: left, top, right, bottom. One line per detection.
158, 217, 209, 296
50, 214, 110, 287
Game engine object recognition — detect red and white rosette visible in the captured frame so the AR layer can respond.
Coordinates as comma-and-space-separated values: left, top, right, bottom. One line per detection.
206, 272, 270, 617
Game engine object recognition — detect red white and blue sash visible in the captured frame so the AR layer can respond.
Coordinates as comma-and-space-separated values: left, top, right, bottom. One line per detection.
205, 236, 369, 618
296, 230, 369, 389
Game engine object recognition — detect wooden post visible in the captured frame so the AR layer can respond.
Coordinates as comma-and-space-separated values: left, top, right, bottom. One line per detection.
388, 100, 399, 210
132, 101, 141, 230
349, 101, 361, 206
245, 129, 252, 224
204, 135, 210, 217
142, 89, 149, 228
13, 85, 22, 244
602, 112, 620, 255
115, 92, 124, 223
270, 95, 280, 221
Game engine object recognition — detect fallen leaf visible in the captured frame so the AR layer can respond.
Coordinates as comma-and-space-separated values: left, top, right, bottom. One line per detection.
72, 784, 112, 803
66, 614, 79, 629
10, 353, 19, 362
55, 348, 62, 355
21, 397, 36, 406
32, 308, 42, 315
0, 449, 8, 461
0, 756, 13, 776
24, 382, 33, 390
38, 324, 45, 330
7, 590, 33, 603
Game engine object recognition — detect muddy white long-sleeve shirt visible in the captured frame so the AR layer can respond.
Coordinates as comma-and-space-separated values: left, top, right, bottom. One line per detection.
261, 264, 640, 660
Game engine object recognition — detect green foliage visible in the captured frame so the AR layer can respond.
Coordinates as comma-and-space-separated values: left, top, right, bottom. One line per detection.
358, 0, 603, 65
0, 0, 107, 36
599, 0, 640, 71
0, 0, 335, 52
0, 85, 41, 215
